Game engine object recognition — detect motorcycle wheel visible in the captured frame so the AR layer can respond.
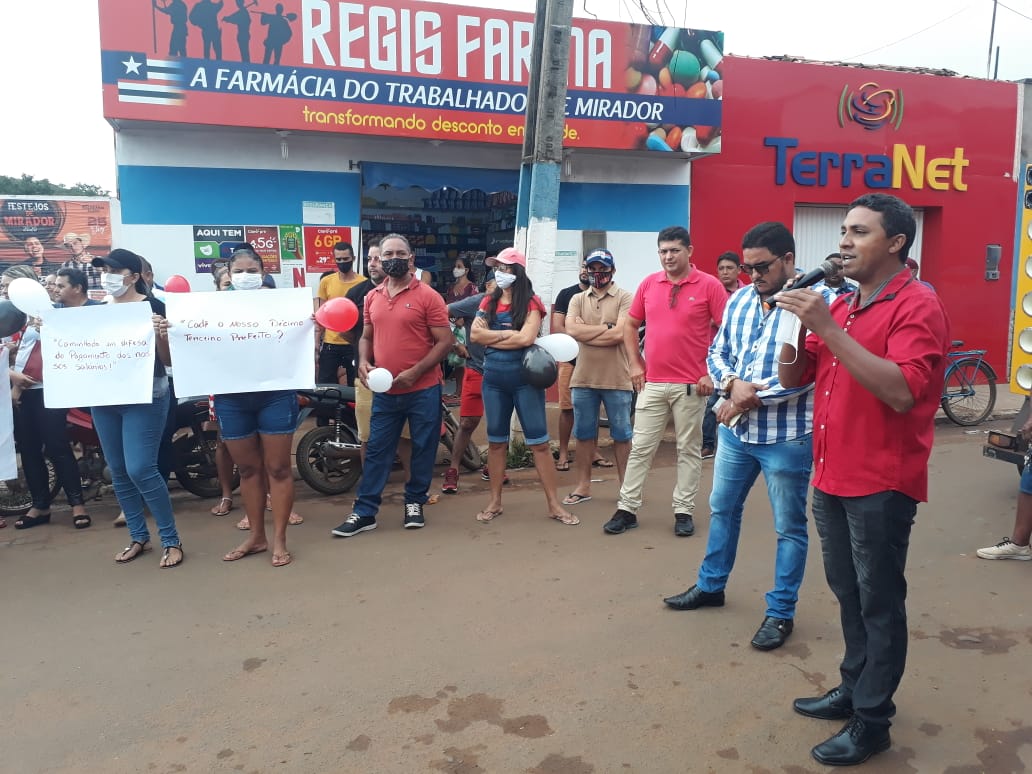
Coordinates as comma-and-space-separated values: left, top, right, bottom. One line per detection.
0, 457, 60, 518
441, 407, 482, 472
173, 430, 238, 499
296, 424, 362, 495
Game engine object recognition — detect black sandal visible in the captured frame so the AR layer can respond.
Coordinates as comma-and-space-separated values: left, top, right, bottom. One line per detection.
73, 514, 92, 530
115, 540, 151, 564
160, 544, 185, 569
14, 513, 51, 530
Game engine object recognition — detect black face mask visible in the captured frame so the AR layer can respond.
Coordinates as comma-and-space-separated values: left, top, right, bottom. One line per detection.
381, 258, 410, 278
335, 260, 353, 272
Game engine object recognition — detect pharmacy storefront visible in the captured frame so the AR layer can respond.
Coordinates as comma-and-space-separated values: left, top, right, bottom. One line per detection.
99, 0, 725, 299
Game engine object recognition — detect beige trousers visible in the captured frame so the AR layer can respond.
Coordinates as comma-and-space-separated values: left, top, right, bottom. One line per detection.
616, 381, 706, 516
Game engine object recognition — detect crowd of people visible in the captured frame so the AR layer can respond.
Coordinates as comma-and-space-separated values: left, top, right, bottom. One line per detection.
1, 192, 1017, 766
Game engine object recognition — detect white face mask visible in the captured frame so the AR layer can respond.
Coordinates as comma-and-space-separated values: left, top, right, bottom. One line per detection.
101, 272, 130, 297
453, 267, 466, 279
230, 272, 263, 291
494, 271, 517, 289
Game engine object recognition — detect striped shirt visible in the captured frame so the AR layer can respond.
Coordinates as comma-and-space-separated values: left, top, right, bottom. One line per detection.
707, 284, 835, 445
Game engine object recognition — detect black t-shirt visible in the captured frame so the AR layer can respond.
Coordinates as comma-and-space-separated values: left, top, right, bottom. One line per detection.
344, 279, 376, 343
553, 283, 584, 317
146, 296, 167, 378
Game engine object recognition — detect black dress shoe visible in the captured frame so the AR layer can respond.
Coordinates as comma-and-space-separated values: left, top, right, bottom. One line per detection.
793, 686, 853, 720
812, 716, 891, 766
663, 584, 725, 610
750, 616, 793, 650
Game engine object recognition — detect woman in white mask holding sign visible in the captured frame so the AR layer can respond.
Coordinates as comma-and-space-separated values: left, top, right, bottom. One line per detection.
210, 244, 299, 568
92, 249, 184, 568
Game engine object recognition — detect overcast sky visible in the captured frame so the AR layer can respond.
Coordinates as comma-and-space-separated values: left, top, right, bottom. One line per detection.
1, 0, 1028, 193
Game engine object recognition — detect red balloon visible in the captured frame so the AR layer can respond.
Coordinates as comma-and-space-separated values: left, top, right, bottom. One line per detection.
165, 275, 191, 293
315, 297, 359, 332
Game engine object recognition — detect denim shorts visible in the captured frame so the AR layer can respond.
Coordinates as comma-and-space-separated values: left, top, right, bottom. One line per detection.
572, 387, 634, 442
482, 353, 549, 446
214, 390, 299, 441
1021, 461, 1032, 495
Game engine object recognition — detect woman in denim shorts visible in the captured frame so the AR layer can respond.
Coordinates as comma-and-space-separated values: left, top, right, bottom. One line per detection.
469, 247, 578, 526
214, 246, 300, 567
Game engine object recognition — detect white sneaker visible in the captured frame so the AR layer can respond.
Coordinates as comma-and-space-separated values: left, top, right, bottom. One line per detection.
976, 538, 1032, 560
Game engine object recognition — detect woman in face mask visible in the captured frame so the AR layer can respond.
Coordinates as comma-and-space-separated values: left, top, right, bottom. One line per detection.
469, 247, 578, 526
209, 245, 299, 567
92, 249, 184, 568
444, 258, 477, 304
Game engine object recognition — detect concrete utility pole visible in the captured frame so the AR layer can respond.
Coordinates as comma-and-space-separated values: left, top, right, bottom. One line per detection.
515, 0, 574, 322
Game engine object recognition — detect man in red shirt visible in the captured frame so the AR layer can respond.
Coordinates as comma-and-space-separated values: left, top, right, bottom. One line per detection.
332, 234, 452, 537
777, 194, 949, 767
604, 225, 727, 537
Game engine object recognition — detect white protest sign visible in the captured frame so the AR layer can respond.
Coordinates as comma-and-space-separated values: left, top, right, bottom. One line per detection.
42, 303, 156, 408
165, 288, 316, 397
0, 359, 16, 479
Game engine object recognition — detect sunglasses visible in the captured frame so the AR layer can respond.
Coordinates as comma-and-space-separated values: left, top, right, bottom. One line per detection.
669, 283, 684, 308
742, 256, 785, 276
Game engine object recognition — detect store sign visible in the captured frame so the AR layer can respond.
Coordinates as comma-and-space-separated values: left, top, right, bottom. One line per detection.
837, 82, 904, 131
764, 137, 969, 192
0, 198, 111, 274
98, 0, 723, 154
303, 226, 354, 273
192, 224, 244, 273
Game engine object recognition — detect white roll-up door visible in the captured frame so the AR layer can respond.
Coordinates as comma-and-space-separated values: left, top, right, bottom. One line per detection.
793, 205, 923, 272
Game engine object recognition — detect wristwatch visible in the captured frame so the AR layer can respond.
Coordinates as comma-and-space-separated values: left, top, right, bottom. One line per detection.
719, 373, 738, 396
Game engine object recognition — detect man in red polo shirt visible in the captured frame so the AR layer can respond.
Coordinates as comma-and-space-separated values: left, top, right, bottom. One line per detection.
777, 194, 949, 767
604, 225, 727, 537
332, 233, 452, 537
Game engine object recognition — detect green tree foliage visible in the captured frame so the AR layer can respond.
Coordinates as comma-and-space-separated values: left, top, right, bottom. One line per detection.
0, 174, 110, 197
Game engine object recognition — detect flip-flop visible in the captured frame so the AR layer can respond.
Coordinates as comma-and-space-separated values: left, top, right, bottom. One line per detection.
160, 545, 185, 569
211, 497, 234, 516
223, 546, 268, 562
271, 552, 292, 567
475, 508, 503, 522
236, 517, 250, 531
115, 540, 152, 563
288, 512, 304, 525
562, 493, 592, 505
592, 458, 614, 468
554, 460, 571, 471
550, 512, 581, 526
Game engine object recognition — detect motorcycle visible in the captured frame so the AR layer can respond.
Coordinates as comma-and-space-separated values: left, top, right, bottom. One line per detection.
292, 385, 482, 496
0, 396, 239, 517
294, 385, 362, 495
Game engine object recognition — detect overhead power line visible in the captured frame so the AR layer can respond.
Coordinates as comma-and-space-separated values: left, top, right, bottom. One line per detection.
845, 5, 973, 61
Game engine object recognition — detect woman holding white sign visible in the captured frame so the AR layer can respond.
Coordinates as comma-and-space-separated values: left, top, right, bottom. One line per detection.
92, 250, 184, 569
209, 245, 298, 568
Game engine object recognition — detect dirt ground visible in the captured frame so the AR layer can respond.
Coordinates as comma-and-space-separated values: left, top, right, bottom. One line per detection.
2, 416, 1031, 774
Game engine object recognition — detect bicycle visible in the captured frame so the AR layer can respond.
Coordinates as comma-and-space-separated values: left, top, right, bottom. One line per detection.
941, 340, 997, 426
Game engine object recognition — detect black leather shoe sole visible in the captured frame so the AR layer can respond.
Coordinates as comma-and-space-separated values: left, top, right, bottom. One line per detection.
663, 586, 725, 610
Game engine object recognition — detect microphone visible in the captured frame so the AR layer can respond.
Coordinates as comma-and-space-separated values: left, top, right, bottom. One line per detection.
785, 259, 838, 292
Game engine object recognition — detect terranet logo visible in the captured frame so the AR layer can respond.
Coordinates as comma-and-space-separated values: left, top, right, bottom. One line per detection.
838, 82, 903, 131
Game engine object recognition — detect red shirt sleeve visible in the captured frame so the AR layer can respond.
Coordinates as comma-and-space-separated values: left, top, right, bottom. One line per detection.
529, 295, 546, 315
629, 279, 647, 321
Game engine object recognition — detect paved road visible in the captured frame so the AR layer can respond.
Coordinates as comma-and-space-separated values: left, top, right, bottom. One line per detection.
2, 417, 1030, 773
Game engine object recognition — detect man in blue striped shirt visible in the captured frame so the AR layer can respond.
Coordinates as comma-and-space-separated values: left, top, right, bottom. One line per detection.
664, 222, 834, 651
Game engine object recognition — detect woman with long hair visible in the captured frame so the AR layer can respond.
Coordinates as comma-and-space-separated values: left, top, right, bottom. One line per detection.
469, 248, 577, 525
93, 249, 184, 568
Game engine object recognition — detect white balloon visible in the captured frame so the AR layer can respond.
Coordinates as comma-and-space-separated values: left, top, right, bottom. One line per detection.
537, 333, 579, 362
8, 277, 52, 318
367, 367, 394, 393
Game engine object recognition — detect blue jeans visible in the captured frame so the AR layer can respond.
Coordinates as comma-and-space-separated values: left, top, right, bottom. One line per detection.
812, 488, 916, 728
571, 387, 634, 442
697, 424, 812, 619
701, 391, 720, 448
92, 390, 181, 549
482, 353, 549, 445
353, 384, 441, 517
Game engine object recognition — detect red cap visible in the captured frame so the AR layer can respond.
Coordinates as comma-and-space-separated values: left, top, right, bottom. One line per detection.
487, 247, 527, 268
